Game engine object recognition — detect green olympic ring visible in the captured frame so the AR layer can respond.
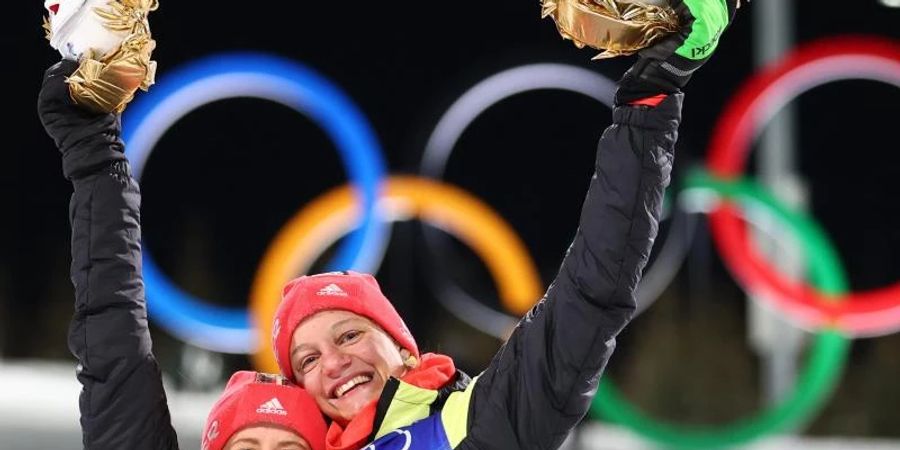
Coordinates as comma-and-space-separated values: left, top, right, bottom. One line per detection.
589, 170, 852, 449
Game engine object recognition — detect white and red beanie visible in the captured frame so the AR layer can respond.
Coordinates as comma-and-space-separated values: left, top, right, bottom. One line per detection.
273, 271, 419, 381
201, 371, 327, 450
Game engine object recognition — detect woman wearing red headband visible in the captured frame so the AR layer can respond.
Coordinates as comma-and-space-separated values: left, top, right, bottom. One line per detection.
272, 1, 739, 448
37, 3, 329, 447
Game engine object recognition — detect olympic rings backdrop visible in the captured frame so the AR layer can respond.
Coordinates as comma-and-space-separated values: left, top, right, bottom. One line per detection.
122, 36, 900, 448
592, 36, 900, 449
123, 54, 390, 353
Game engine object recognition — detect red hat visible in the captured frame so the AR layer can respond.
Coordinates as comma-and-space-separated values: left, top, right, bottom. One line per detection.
273, 271, 419, 381
201, 371, 327, 450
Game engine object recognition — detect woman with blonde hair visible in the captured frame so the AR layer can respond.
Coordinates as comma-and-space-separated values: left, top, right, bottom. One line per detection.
272, 1, 739, 448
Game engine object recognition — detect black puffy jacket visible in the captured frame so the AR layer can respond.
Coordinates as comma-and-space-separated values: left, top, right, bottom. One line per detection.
38, 57, 682, 450
39, 59, 179, 450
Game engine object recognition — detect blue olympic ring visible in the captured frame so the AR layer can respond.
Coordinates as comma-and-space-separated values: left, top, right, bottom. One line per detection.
123, 53, 388, 353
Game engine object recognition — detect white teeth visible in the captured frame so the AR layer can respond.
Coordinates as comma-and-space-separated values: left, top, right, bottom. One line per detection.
335, 375, 372, 398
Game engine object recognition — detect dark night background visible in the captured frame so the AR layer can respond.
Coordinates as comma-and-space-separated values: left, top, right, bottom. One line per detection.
2, 0, 900, 442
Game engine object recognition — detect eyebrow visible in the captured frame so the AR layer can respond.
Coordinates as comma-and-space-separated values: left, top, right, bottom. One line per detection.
290, 343, 313, 359
228, 437, 259, 446
289, 318, 364, 359
330, 318, 359, 332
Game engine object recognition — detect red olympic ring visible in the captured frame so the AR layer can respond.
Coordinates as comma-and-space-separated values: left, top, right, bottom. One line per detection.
707, 36, 900, 336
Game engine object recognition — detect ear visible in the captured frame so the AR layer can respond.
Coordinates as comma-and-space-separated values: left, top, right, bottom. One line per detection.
399, 348, 418, 369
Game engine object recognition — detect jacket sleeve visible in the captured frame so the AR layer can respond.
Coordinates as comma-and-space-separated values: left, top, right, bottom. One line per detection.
462, 93, 683, 449
38, 60, 179, 450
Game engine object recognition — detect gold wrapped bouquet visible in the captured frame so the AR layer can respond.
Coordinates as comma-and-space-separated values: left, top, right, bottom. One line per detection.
44, 0, 158, 113
542, 0, 680, 59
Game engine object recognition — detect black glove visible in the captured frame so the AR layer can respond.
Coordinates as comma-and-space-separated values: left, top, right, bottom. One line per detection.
616, 0, 740, 105
37, 60, 127, 180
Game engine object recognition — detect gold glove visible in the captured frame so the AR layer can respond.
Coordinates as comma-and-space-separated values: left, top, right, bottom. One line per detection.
45, 0, 159, 113
541, 0, 680, 59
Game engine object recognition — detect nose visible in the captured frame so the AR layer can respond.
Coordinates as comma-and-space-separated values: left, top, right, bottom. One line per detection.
320, 348, 351, 378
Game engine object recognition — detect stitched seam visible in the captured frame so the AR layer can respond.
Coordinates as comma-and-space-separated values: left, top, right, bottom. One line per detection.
660, 61, 697, 78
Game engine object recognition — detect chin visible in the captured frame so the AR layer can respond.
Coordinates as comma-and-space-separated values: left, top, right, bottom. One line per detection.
346, 393, 377, 415
333, 391, 379, 424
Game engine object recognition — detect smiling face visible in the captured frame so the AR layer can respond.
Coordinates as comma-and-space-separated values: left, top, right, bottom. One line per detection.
290, 310, 408, 424
224, 425, 309, 450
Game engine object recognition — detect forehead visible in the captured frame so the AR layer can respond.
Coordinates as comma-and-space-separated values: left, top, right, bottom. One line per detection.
228, 425, 303, 445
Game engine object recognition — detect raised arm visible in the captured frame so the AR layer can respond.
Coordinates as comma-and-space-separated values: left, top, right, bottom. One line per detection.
461, 88, 683, 450
38, 59, 178, 450
459, 1, 737, 448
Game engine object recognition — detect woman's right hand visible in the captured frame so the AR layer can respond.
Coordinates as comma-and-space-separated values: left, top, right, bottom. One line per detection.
37, 59, 81, 139
38, 59, 127, 180
616, 0, 740, 104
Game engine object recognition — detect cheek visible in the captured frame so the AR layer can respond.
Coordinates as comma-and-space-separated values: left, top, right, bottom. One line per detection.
297, 372, 327, 401
366, 340, 405, 376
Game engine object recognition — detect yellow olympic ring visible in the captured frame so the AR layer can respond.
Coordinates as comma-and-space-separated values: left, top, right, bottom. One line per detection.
250, 176, 544, 372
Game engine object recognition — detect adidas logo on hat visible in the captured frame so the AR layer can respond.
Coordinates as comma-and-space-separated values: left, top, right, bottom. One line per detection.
317, 283, 348, 297
256, 397, 288, 416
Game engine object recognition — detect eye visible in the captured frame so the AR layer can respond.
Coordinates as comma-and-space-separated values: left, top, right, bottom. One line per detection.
298, 354, 319, 373
339, 330, 362, 345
